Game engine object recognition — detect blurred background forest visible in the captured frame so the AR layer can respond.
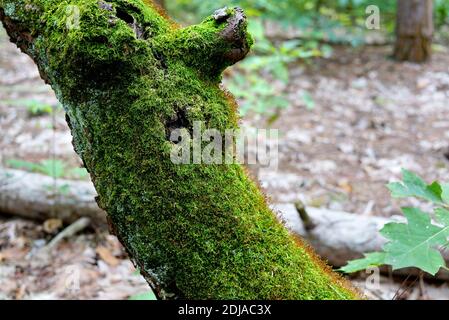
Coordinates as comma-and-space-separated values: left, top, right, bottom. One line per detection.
2, 0, 449, 300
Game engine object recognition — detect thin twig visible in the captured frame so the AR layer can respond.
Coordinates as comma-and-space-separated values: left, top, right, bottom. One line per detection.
418, 271, 427, 299
294, 201, 316, 231
392, 273, 411, 300
44, 217, 91, 250
393, 273, 419, 300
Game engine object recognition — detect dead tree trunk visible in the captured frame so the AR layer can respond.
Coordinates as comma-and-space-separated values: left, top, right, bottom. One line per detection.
394, 0, 433, 62
0, 168, 107, 225
0, 0, 358, 300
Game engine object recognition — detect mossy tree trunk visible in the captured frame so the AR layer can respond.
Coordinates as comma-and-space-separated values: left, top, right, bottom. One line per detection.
394, 0, 433, 63
0, 0, 358, 300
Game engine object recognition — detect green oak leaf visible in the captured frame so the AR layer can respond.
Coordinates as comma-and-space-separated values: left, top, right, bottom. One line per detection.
441, 183, 449, 204
435, 207, 449, 227
381, 207, 449, 275
128, 291, 156, 300
338, 252, 386, 273
343, 170, 449, 275
387, 169, 442, 204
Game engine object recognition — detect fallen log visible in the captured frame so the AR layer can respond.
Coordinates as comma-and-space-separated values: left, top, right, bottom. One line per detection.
0, 168, 106, 225
273, 203, 392, 267
2, 167, 447, 280
273, 203, 449, 281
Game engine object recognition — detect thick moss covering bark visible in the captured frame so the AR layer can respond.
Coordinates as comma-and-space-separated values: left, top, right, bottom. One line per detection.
0, 0, 359, 299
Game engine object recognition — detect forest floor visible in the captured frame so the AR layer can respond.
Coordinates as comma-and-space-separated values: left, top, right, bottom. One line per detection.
247, 45, 449, 217
1, 25, 449, 299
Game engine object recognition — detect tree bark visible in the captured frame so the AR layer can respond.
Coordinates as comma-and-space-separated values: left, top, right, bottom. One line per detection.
0, 0, 358, 300
0, 168, 106, 225
394, 0, 433, 62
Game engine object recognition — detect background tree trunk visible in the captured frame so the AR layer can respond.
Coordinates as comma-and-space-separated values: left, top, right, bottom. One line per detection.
394, 0, 433, 62
0, 0, 358, 300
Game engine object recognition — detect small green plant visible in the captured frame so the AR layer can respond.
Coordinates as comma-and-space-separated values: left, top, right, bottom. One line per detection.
24, 99, 54, 116
225, 19, 326, 116
6, 98, 63, 116
6, 159, 88, 180
225, 72, 290, 116
340, 169, 449, 276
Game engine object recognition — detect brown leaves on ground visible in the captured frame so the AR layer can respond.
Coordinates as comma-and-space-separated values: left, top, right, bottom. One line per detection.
96, 246, 120, 267
0, 217, 149, 300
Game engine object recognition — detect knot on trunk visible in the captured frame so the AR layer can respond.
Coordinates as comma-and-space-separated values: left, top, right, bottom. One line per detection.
215, 7, 250, 64
168, 6, 253, 80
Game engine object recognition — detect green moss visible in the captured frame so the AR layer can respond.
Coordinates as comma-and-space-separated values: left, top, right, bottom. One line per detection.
1, 0, 359, 299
